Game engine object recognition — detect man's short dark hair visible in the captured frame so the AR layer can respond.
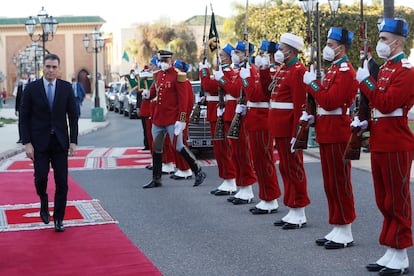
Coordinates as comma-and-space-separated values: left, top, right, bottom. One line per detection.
44, 53, 60, 64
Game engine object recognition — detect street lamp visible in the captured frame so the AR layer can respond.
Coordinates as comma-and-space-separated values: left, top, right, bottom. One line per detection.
328, 0, 340, 18
83, 27, 105, 121
25, 7, 58, 62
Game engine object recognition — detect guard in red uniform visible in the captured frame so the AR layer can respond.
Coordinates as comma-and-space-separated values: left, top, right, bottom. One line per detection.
199, 44, 238, 195
260, 33, 310, 229
303, 27, 358, 248
171, 59, 193, 180
243, 40, 281, 214
142, 50, 206, 188
356, 18, 414, 275
216, 41, 257, 205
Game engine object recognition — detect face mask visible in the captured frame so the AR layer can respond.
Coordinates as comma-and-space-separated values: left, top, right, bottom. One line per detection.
130, 73, 135, 79
274, 50, 285, 64
231, 53, 240, 65
160, 62, 170, 71
359, 54, 365, 60
376, 40, 396, 59
322, 45, 340, 61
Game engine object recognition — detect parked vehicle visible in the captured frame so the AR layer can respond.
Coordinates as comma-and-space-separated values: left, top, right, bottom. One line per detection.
105, 82, 121, 111
187, 80, 213, 150
113, 81, 129, 114
123, 89, 140, 119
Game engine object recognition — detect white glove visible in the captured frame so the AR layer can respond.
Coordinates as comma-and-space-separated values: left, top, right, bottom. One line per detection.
307, 114, 315, 125
261, 55, 270, 68
254, 56, 262, 68
199, 61, 210, 70
142, 89, 150, 99
214, 66, 224, 81
239, 66, 251, 79
290, 137, 296, 153
217, 107, 225, 117
350, 116, 368, 136
235, 104, 247, 116
174, 121, 186, 135
303, 64, 317, 85
356, 59, 370, 83
299, 111, 315, 125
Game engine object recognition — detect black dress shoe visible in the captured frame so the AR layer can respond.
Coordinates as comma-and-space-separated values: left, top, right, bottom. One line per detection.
54, 220, 65, 232
250, 207, 278, 214
366, 263, 385, 272
170, 174, 192, 180
282, 222, 307, 230
16, 140, 22, 144
324, 240, 353, 249
145, 165, 153, 170
232, 198, 253, 205
227, 196, 236, 202
315, 238, 329, 246
214, 190, 236, 196
40, 210, 50, 224
142, 180, 162, 189
193, 170, 206, 186
379, 267, 409, 276
273, 220, 287, 226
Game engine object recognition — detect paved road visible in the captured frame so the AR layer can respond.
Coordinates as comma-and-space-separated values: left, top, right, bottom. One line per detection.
68, 103, 414, 276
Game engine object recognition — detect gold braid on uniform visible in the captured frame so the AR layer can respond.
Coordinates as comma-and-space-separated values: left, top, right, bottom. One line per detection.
180, 112, 186, 122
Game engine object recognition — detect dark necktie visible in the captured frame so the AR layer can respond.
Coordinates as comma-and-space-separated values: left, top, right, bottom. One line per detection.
47, 82, 53, 109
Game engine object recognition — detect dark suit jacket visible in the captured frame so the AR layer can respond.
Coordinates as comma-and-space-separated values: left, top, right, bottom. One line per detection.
15, 83, 24, 112
20, 77, 78, 152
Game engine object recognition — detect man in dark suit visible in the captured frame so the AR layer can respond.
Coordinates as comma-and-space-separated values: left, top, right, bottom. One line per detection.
15, 73, 29, 143
20, 54, 78, 232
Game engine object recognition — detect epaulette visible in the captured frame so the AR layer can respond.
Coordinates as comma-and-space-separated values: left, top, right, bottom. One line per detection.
339, 62, 350, 72
153, 69, 161, 78
401, 58, 413, 69
177, 72, 187, 82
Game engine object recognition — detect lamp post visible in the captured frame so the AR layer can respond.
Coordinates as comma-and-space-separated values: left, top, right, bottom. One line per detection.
83, 27, 105, 121
25, 7, 58, 62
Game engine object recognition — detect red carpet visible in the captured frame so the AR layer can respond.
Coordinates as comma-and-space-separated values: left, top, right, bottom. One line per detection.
0, 172, 162, 275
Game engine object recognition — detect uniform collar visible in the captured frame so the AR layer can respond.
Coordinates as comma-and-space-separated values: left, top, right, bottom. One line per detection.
286, 57, 299, 67
389, 52, 405, 63
333, 56, 349, 65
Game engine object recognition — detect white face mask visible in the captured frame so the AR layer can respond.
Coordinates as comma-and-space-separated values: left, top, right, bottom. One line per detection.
359, 54, 365, 60
160, 62, 170, 71
376, 40, 396, 59
231, 53, 240, 65
274, 50, 285, 64
130, 73, 135, 79
322, 45, 341, 61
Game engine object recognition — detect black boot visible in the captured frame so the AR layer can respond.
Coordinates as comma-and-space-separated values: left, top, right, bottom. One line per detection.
179, 147, 206, 186
40, 195, 50, 224
143, 152, 162, 188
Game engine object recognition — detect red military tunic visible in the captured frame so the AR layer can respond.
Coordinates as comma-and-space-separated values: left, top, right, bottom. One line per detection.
260, 57, 310, 208
199, 67, 236, 180
218, 66, 256, 187
150, 68, 188, 126
307, 56, 357, 225
244, 64, 281, 201
359, 52, 414, 249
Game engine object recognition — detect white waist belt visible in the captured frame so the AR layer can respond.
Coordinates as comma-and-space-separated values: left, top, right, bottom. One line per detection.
372, 108, 403, 118
225, 95, 237, 101
270, 102, 293, 109
317, 107, 347, 115
206, 96, 219, 101
247, 101, 269, 108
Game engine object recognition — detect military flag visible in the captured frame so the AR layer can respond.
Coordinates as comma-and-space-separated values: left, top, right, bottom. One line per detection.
208, 11, 219, 52
122, 50, 130, 62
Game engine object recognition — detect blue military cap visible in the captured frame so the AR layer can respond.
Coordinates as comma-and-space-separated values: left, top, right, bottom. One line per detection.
234, 41, 255, 54
173, 59, 190, 72
150, 55, 158, 65
158, 50, 174, 58
267, 41, 279, 54
378, 18, 409, 37
259, 40, 270, 51
327, 27, 354, 45
222, 43, 235, 56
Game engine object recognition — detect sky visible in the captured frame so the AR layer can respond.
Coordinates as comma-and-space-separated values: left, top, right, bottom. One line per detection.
2, 0, 414, 32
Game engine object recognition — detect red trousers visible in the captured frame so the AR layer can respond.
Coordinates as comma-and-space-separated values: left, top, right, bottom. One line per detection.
275, 137, 310, 208
227, 121, 256, 187
371, 151, 413, 249
250, 129, 281, 201
319, 143, 356, 225
210, 121, 236, 180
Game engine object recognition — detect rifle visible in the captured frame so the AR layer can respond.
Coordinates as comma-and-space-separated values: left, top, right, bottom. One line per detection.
190, 5, 208, 124
293, 1, 318, 150
227, 0, 249, 139
213, 86, 226, 140
344, 0, 370, 160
